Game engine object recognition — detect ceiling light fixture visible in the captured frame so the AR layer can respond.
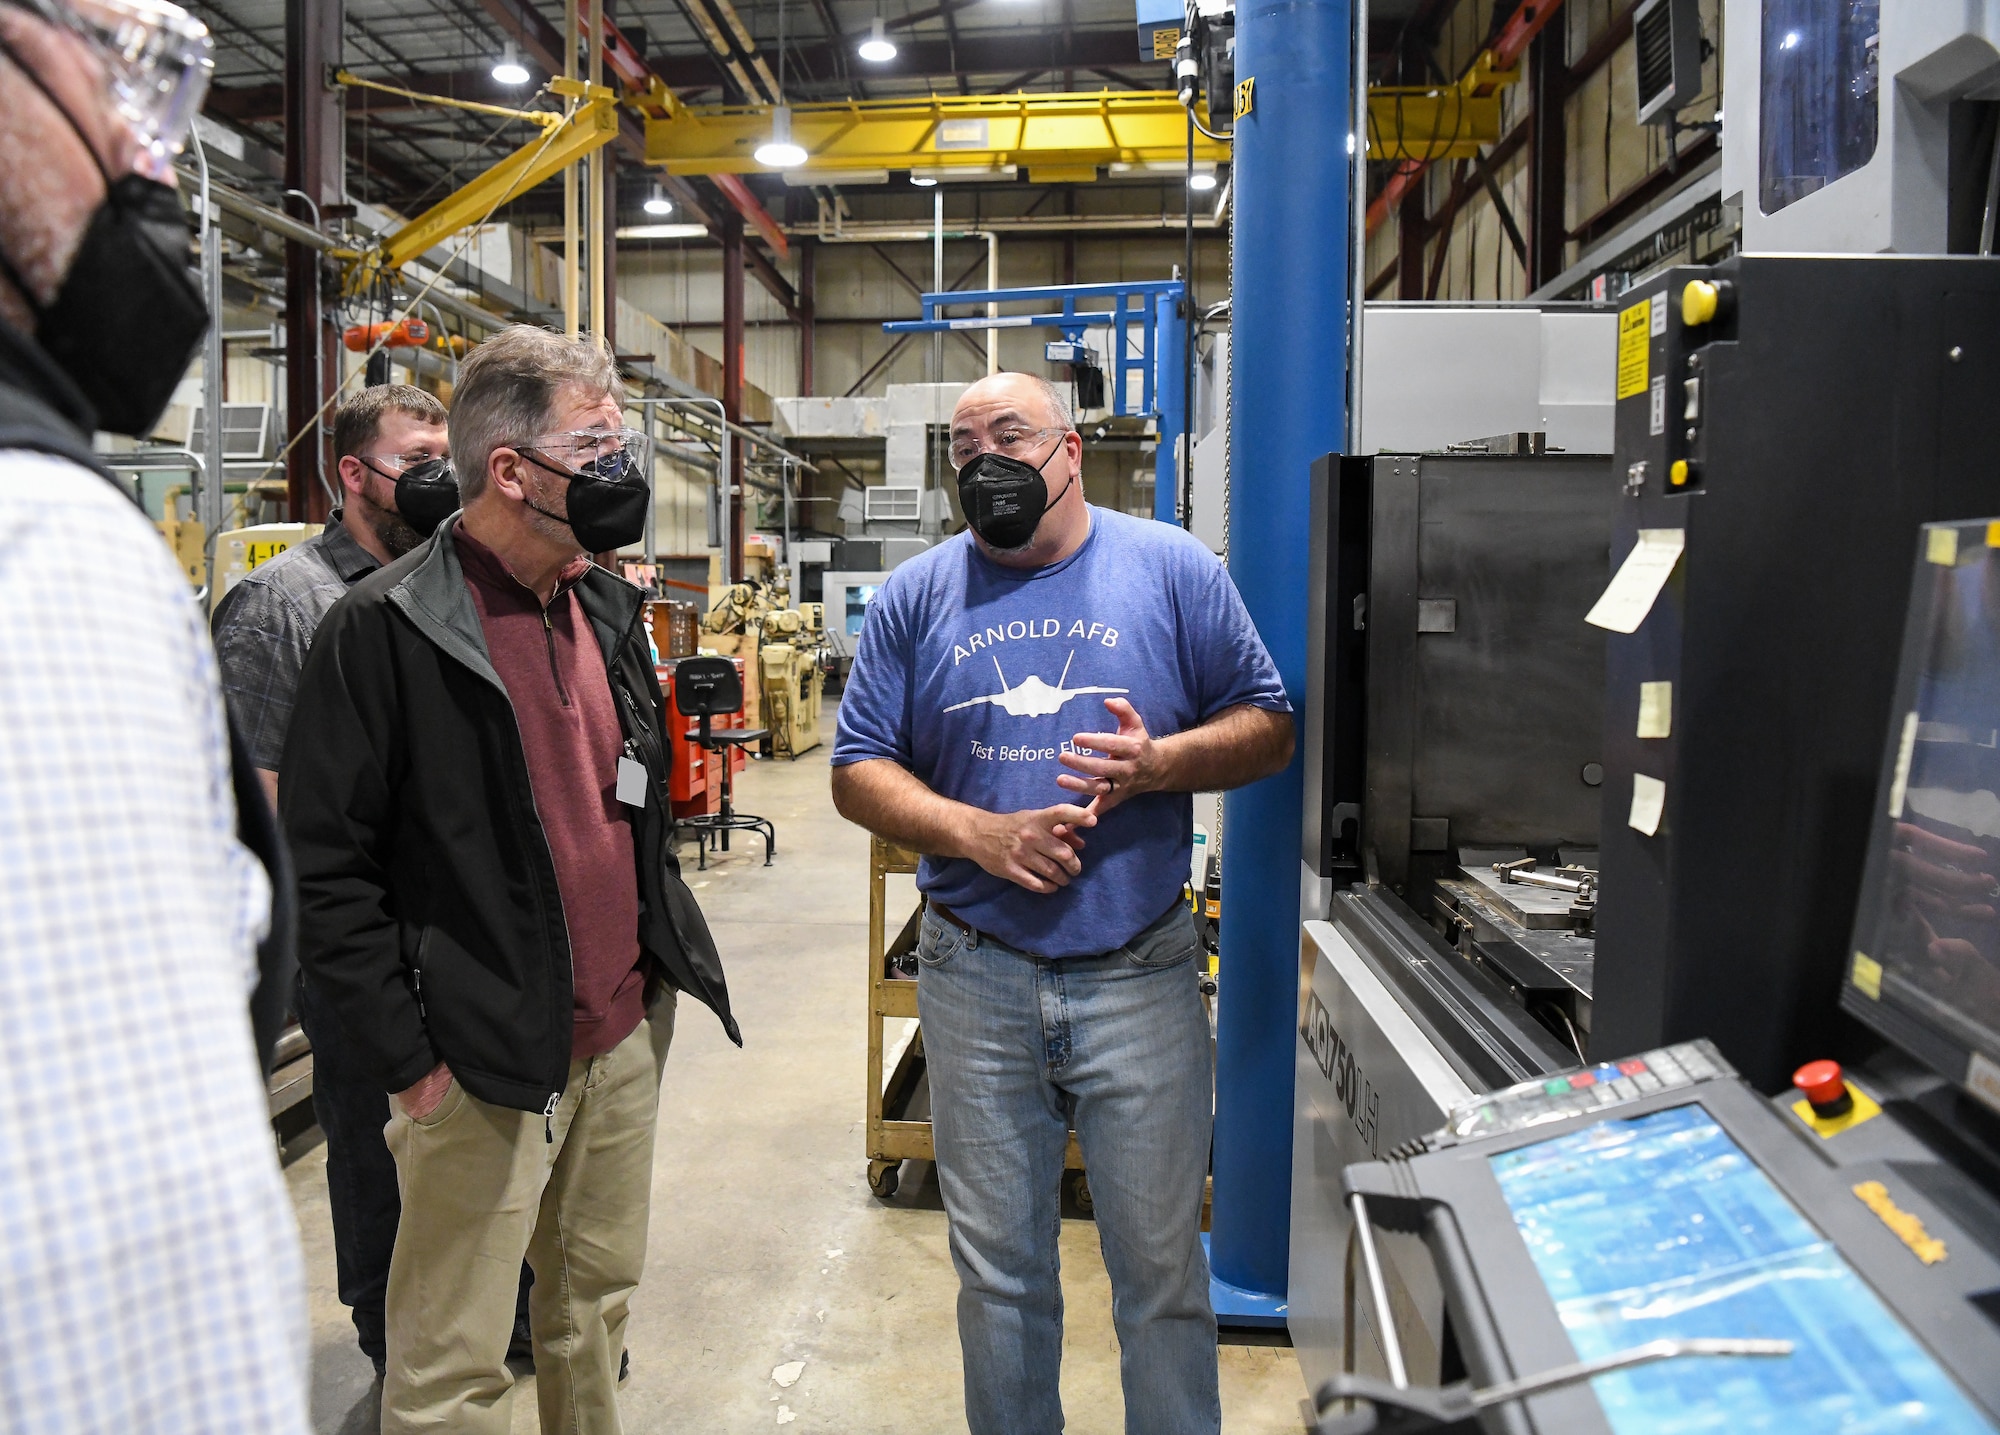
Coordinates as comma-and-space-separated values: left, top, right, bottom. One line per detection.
910, 172, 938, 186
1188, 171, 1217, 192
643, 185, 673, 215
492, 41, 529, 85
754, 105, 808, 168
757, 0, 809, 169
859, 17, 897, 61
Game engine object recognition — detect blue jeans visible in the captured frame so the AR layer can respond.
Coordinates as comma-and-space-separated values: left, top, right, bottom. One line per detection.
916, 899, 1220, 1435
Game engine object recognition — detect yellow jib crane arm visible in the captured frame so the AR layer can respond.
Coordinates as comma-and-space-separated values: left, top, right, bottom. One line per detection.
353, 77, 620, 289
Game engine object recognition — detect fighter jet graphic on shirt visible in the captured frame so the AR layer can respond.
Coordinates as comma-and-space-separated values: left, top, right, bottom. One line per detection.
943, 651, 1129, 718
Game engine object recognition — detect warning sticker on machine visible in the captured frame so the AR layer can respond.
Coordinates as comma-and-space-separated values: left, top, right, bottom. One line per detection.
1617, 299, 1650, 400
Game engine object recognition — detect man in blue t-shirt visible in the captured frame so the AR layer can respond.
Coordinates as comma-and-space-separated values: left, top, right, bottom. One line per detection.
832, 372, 1292, 1435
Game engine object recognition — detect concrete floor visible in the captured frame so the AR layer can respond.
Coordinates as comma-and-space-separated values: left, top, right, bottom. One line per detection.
288, 721, 1307, 1433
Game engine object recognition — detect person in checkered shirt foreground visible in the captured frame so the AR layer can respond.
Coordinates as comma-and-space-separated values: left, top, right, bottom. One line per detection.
0, 1, 311, 1431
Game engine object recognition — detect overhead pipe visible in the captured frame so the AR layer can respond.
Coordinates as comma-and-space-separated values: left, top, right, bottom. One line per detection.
798, 215, 1225, 240
206, 180, 333, 251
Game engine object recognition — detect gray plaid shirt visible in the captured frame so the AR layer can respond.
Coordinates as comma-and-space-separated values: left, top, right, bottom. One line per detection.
211, 514, 380, 770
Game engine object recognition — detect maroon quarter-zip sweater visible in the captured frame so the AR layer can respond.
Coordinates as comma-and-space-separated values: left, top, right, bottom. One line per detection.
457, 529, 646, 1061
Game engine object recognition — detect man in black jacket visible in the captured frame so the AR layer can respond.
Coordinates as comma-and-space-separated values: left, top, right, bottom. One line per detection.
282, 326, 737, 1435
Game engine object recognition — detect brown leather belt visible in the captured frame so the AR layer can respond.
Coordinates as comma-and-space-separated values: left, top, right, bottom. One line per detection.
929, 901, 978, 940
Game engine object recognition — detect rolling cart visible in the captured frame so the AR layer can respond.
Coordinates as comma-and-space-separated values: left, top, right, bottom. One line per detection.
864, 836, 1088, 1205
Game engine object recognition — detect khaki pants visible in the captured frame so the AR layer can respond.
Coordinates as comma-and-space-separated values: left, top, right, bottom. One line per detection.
381, 998, 674, 1435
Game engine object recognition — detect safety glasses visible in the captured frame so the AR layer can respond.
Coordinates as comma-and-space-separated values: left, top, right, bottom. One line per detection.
361, 450, 451, 475
514, 427, 652, 483
15, 0, 215, 168
948, 424, 1066, 471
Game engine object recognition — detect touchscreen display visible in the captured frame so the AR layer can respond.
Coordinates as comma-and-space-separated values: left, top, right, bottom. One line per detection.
1847, 527, 2000, 1096
1491, 1104, 1991, 1434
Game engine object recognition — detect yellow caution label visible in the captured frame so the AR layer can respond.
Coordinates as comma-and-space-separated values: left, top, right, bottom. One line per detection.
1616, 300, 1650, 400
1987, 521, 2000, 549
1851, 950, 1882, 1000
1852, 1180, 1948, 1265
1928, 527, 1960, 566
245, 541, 292, 571
1234, 77, 1254, 120
1792, 1083, 1882, 1139
1152, 26, 1180, 59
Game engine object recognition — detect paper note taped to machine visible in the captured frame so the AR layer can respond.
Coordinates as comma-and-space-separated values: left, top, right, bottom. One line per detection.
1585, 528, 1685, 634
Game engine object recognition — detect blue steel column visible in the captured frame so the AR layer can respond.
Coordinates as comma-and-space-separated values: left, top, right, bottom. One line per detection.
1210, 0, 1352, 1312
1153, 288, 1187, 522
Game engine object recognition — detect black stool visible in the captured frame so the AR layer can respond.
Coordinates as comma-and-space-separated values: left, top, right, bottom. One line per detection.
672, 656, 775, 868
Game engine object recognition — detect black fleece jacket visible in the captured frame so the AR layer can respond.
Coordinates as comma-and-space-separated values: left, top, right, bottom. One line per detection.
280, 516, 739, 1116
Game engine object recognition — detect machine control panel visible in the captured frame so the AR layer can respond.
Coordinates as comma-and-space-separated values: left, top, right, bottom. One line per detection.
1440, 1038, 1730, 1143
1338, 1054, 2000, 1434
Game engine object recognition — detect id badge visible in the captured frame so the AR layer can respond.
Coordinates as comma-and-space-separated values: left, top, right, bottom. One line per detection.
616, 755, 649, 807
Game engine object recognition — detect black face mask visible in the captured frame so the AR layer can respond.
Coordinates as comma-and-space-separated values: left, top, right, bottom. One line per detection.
389, 457, 461, 539
0, 45, 208, 437
354, 456, 457, 558
956, 438, 1073, 552
521, 448, 650, 554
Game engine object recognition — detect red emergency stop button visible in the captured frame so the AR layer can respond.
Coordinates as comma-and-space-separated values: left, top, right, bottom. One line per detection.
1794, 1060, 1855, 1118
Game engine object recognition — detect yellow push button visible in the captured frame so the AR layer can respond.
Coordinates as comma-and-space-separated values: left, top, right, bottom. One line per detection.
1682, 280, 1720, 327
1669, 459, 1691, 487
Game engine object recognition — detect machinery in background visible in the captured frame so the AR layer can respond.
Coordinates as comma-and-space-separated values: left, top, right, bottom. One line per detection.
696, 583, 834, 759
157, 491, 207, 588
208, 522, 318, 612
1723, 1, 2000, 256
756, 607, 828, 760
1187, 306, 1618, 560
819, 570, 893, 682
1289, 253, 2000, 1403
1312, 527, 2000, 1429
701, 577, 785, 638
647, 598, 701, 662
1291, 447, 1611, 1395
1592, 255, 2000, 1091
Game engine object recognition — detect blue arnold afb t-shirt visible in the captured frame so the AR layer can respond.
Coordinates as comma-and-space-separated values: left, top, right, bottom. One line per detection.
832, 506, 1291, 958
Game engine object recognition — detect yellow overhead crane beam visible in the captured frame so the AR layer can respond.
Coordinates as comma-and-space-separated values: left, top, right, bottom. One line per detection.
1364, 53, 1514, 162
638, 77, 1504, 179
642, 90, 1229, 180
333, 55, 1504, 291
344, 76, 621, 292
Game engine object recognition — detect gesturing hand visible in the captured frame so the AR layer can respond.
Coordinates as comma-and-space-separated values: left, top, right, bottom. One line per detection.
965, 801, 1100, 894
1057, 697, 1160, 814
